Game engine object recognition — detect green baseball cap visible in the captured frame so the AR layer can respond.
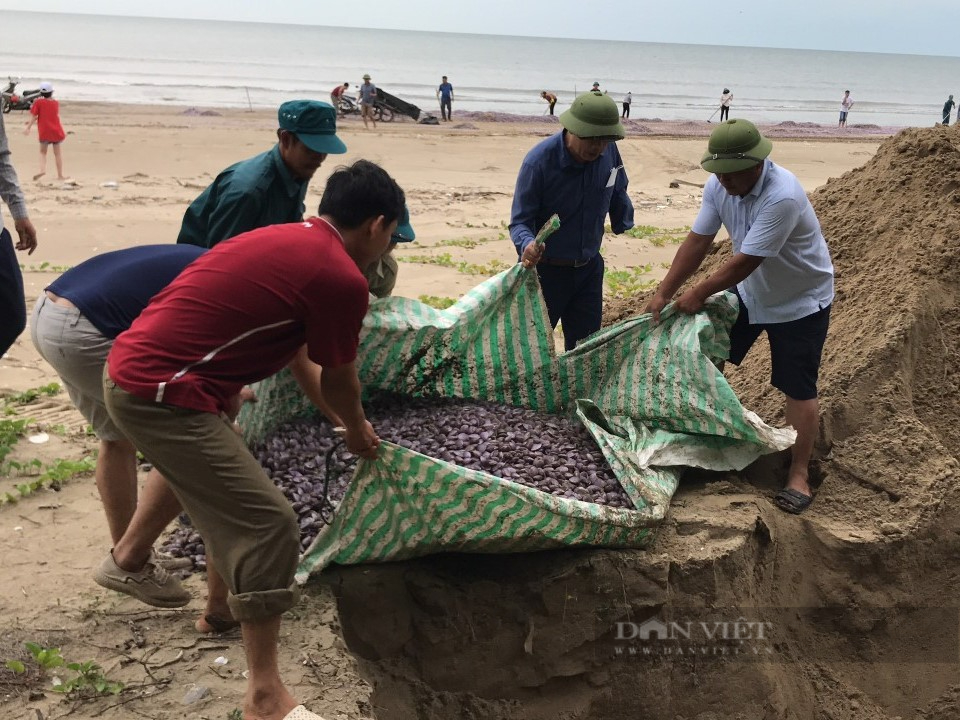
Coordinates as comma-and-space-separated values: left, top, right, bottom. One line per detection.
392, 206, 416, 243
559, 91, 624, 140
701, 119, 772, 174
278, 100, 347, 155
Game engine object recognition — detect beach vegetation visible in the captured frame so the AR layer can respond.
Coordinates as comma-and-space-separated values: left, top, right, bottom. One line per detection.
398, 252, 511, 277
608, 224, 689, 247
4, 383, 61, 406
418, 295, 457, 310
604, 264, 657, 299
19, 262, 73, 273
2, 455, 97, 506
5, 642, 123, 699
436, 236, 489, 249
0, 418, 29, 464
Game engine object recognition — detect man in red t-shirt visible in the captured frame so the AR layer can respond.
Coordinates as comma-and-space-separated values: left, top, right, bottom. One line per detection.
100, 159, 404, 720
330, 81, 349, 109
24, 82, 66, 181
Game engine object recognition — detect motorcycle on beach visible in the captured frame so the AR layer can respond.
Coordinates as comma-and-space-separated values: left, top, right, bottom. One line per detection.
1, 77, 43, 113
336, 94, 393, 122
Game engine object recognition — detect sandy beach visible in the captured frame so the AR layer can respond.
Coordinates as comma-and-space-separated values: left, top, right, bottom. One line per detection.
0, 101, 916, 720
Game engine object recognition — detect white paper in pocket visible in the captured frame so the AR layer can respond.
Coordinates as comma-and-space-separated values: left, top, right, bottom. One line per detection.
606, 165, 622, 188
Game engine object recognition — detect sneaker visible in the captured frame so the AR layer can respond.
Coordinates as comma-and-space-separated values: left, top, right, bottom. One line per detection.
152, 549, 193, 572
93, 551, 191, 608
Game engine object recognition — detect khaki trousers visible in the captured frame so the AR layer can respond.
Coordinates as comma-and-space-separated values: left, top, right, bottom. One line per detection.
103, 367, 300, 621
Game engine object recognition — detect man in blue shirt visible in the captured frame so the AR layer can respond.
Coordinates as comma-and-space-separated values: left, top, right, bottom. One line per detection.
0, 111, 38, 357
177, 100, 346, 248
437, 75, 454, 121
646, 119, 834, 515
31, 245, 206, 609
358, 74, 378, 130
510, 90, 634, 350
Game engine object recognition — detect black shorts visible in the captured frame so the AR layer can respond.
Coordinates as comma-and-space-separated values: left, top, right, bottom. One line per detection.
727, 291, 831, 401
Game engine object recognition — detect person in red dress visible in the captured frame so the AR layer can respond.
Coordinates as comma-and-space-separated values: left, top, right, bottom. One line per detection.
24, 82, 66, 181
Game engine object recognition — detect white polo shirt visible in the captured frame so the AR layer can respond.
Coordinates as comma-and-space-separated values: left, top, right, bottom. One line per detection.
692, 159, 834, 324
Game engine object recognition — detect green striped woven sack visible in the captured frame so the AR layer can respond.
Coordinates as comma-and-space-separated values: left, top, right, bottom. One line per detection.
239, 265, 795, 581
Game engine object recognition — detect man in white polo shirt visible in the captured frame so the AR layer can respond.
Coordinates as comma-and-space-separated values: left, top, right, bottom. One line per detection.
646, 118, 834, 515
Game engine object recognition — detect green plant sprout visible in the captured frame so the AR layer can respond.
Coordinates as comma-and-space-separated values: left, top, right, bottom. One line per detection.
53, 660, 124, 698
4, 383, 61, 406
418, 295, 457, 310
398, 252, 510, 277
604, 265, 658, 299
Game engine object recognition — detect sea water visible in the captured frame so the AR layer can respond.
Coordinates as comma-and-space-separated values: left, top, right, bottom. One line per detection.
1, 9, 958, 127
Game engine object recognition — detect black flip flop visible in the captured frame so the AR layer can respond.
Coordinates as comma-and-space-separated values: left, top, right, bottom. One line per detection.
774, 489, 814, 515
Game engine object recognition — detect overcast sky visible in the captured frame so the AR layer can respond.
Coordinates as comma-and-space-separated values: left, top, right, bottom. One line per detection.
1, 0, 955, 56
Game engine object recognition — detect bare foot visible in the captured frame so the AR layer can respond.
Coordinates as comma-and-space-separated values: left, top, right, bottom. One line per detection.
244, 687, 298, 720
32, 172, 45, 181
195, 611, 239, 634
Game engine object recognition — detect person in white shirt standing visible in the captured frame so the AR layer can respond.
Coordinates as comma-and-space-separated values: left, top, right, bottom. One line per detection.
646, 119, 834, 515
719, 88, 733, 121
839, 90, 854, 127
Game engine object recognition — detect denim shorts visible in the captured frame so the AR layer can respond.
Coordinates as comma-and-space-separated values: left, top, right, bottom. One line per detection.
727, 293, 831, 401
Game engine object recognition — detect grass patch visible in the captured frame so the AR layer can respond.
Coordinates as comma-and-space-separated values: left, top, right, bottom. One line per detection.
604, 264, 657, 299
2, 455, 97, 507
19, 262, 72, 273
418, 295, 457, 310
436, 237, 485, 249
4, 382, 61, 406
608, 224, 690, 247
0, 418, 29, 464
399, 252, 511, 277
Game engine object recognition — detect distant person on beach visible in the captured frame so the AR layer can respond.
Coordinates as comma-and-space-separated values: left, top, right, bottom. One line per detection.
24, 82, 66, 181
622, 91, 632, 119
102, 159, 404, 720
437, 75, 454, 121
720, 88, 733, 122
943, 95, 955, 125
839, 90, 854, 127
645, 119, 834, 516
331, 82, 349, 109
177, 100, 346, 248
510, 90, 634, 350
0, 112, 38, 357
541, 91, 558, 115
359, 73, 378, 129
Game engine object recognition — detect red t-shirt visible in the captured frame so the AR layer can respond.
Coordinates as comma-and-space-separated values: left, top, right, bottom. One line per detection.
30, 97, 65, 144
108, 218, 369, 414
331, 86, 345, 99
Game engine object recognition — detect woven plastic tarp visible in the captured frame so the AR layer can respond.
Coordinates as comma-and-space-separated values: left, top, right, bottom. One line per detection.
238, 265, 795, 581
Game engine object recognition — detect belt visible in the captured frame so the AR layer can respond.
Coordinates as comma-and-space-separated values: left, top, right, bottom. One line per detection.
539, 255, 594, 268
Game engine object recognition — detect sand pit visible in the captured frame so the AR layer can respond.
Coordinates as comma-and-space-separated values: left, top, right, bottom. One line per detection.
328, 124, 960, 719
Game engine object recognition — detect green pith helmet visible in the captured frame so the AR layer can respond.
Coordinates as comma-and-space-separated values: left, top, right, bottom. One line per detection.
701, 119, 773, 173
559, 91, 625, 140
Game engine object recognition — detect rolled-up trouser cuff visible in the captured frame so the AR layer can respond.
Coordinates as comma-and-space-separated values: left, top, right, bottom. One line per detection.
229, 582, 302, 622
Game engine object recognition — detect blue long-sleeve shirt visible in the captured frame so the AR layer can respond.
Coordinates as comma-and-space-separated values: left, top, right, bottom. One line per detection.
0, 113, 28, 229
509, 131, 633, 262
